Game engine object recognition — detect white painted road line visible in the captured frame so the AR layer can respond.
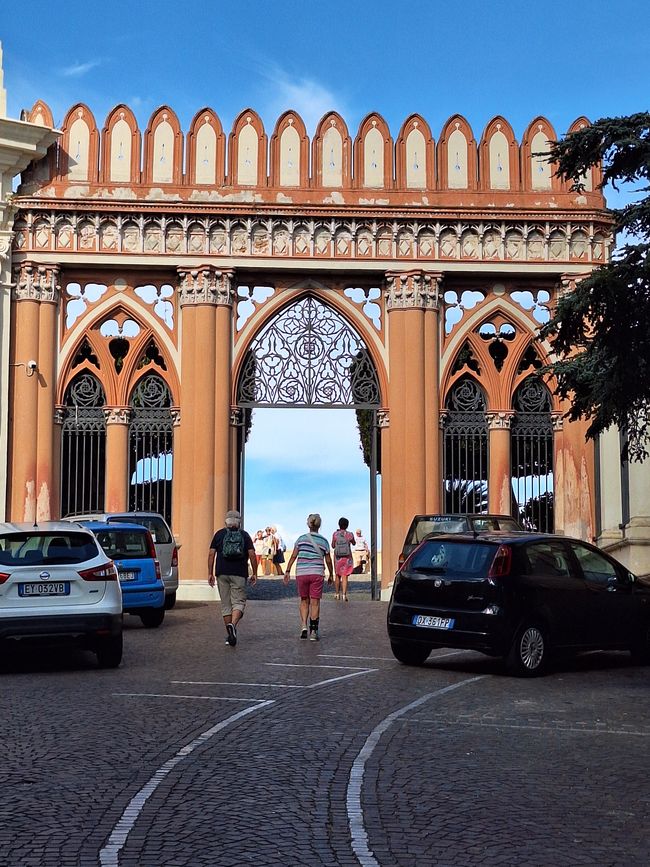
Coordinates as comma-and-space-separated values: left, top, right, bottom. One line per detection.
405, 719, 650, 737
265, 662, 370, 670
307, 669, 378, 689
346, 676, 485, 867
113, 693, 268, 703
171, 680, 305, 689
319, 654, 397, 662
99, 700, 274, 867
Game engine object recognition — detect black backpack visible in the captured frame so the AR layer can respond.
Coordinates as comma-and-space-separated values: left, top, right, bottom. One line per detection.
222, 528, 245, 559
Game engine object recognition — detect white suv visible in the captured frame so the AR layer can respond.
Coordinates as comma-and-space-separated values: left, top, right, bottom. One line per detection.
0, 522, 123, 667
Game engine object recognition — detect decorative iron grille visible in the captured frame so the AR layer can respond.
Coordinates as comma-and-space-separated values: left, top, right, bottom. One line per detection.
128, 375, 173, 523
237, 295, 381, 408
442, 378, 489, 513
511, 378, 554, 532
61, 373, 106, 516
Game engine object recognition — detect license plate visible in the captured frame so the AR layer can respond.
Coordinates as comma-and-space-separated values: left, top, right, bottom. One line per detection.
119, 571, 137, 582
19, 582, 70, 597
412, 614, 455, 629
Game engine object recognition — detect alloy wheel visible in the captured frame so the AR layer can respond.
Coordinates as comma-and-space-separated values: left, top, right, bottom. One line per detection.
520, 626, 545, 670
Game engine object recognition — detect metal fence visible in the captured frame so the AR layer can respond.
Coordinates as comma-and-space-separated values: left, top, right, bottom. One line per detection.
510, 378, 554, 532
60, 373, 106, 516
442, 378, 489, 513
128, 375, 173, 523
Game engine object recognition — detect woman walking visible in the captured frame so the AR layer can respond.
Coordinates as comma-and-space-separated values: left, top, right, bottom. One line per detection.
284, 513, 333, 640
331, 517, 355, 601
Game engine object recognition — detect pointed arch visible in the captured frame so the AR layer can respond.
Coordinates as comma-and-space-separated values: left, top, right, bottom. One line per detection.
479, 116, 519, 191
187, 107, 226, 186
437, 115, 477, 190
101, 104, 141, 184
354, 112, 393, 189
143, 105, 183, 185
312, 112, 352, 189
521, 116, 559, 192
58, 103, 100, 183
565, 116, 603, 193
228, 108, 267, 187
269, 110, 309, 188
234, 291, 383, 408
26, 99, 54, 127
395, 114, 435, 190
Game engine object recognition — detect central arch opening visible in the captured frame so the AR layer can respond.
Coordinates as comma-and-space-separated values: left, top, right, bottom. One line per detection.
236, 293, 382, 597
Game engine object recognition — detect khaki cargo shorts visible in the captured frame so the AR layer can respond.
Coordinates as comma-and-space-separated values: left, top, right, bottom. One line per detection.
216, 574, 247, 616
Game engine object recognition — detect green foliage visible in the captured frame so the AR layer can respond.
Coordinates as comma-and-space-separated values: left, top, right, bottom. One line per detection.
541, 112, 650, 460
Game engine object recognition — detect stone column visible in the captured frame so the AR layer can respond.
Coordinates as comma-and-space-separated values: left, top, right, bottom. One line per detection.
383, 270, 441, 588
8, 262, 60, 521
103, 407, 131, 513
177, 266, 235, 581
486, 411, 514, 515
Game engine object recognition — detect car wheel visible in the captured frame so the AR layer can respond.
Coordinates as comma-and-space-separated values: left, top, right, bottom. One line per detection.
164, 591, 177, 610
390, 640, 431, 666
506, 621, 549, 677
140, 608, 165, 628
96, 634, 123, 668
630, 622, 650, 664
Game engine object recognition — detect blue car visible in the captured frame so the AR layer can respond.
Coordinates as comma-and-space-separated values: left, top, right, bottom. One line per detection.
81, 522, 165, 628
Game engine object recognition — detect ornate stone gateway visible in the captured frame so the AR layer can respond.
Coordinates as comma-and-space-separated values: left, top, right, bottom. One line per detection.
6, 97, 614, 584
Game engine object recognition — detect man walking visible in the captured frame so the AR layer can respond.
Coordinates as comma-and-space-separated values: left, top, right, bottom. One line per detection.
208, 510, 257, 647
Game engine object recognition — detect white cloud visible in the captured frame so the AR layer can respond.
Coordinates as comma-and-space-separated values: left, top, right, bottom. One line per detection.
60, 60, 102, 78
258, 64, 347, 134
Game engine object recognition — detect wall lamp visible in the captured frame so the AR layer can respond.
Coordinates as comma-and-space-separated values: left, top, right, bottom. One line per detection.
11, 360, 38, 377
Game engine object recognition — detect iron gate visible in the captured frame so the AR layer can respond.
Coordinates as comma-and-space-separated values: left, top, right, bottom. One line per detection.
128, 375, 173, 523
60, 373, 106, 516
442, 377, 489, 513
510, 378, 554, 532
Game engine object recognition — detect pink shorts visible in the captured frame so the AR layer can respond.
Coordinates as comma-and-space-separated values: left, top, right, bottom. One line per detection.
296, 573, 325, 599
335, 556, 354, 577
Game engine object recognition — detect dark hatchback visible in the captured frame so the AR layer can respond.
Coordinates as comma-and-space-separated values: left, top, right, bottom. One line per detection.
387, 533, 650, 676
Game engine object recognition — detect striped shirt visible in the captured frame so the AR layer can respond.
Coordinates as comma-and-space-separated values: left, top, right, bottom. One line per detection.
293, 532, 330, 577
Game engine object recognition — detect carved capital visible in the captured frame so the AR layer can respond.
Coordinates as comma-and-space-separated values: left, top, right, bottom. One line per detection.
0, 233, 11, 263
54, 406, 66, 426
230, 406, 244, 426
385, 270, 442, 311
103, 407, 132, 425
551, 412, 564, 432
178, 265, 236, 306
170, 407, 181, 427
486, 411, 515, 430
439, 409, 448, 430
377, 408, 390, 429
11, 261, 61, 303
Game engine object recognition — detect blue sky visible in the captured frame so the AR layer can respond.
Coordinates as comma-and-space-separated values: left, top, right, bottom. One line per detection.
2, 0, 649, 546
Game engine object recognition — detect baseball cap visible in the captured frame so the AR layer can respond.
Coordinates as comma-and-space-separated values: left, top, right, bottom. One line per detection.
225, 510, 242, 524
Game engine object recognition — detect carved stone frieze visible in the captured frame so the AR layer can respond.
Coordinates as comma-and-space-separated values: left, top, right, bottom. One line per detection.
486, 411, 515, 430
103, 407, 132, 425
385, 270, 442, 310
11, 260, 61, 303
178, 266, 235, 306
12, 209, 614, 267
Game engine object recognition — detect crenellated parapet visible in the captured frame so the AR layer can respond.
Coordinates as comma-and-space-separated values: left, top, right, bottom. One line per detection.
16, 102, 606, 211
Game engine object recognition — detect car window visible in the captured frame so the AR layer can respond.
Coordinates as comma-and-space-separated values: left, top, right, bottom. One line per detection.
524, 541, 572, 578
569, 542, 619, 586
95, 530, 150, 560
109, 516, 172, 544
409, 541, 495, 577
408, 517, 467, 543
0, 532, 99, 565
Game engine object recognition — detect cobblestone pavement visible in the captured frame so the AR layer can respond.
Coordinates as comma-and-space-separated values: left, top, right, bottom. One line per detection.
1, 582, 649, 866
